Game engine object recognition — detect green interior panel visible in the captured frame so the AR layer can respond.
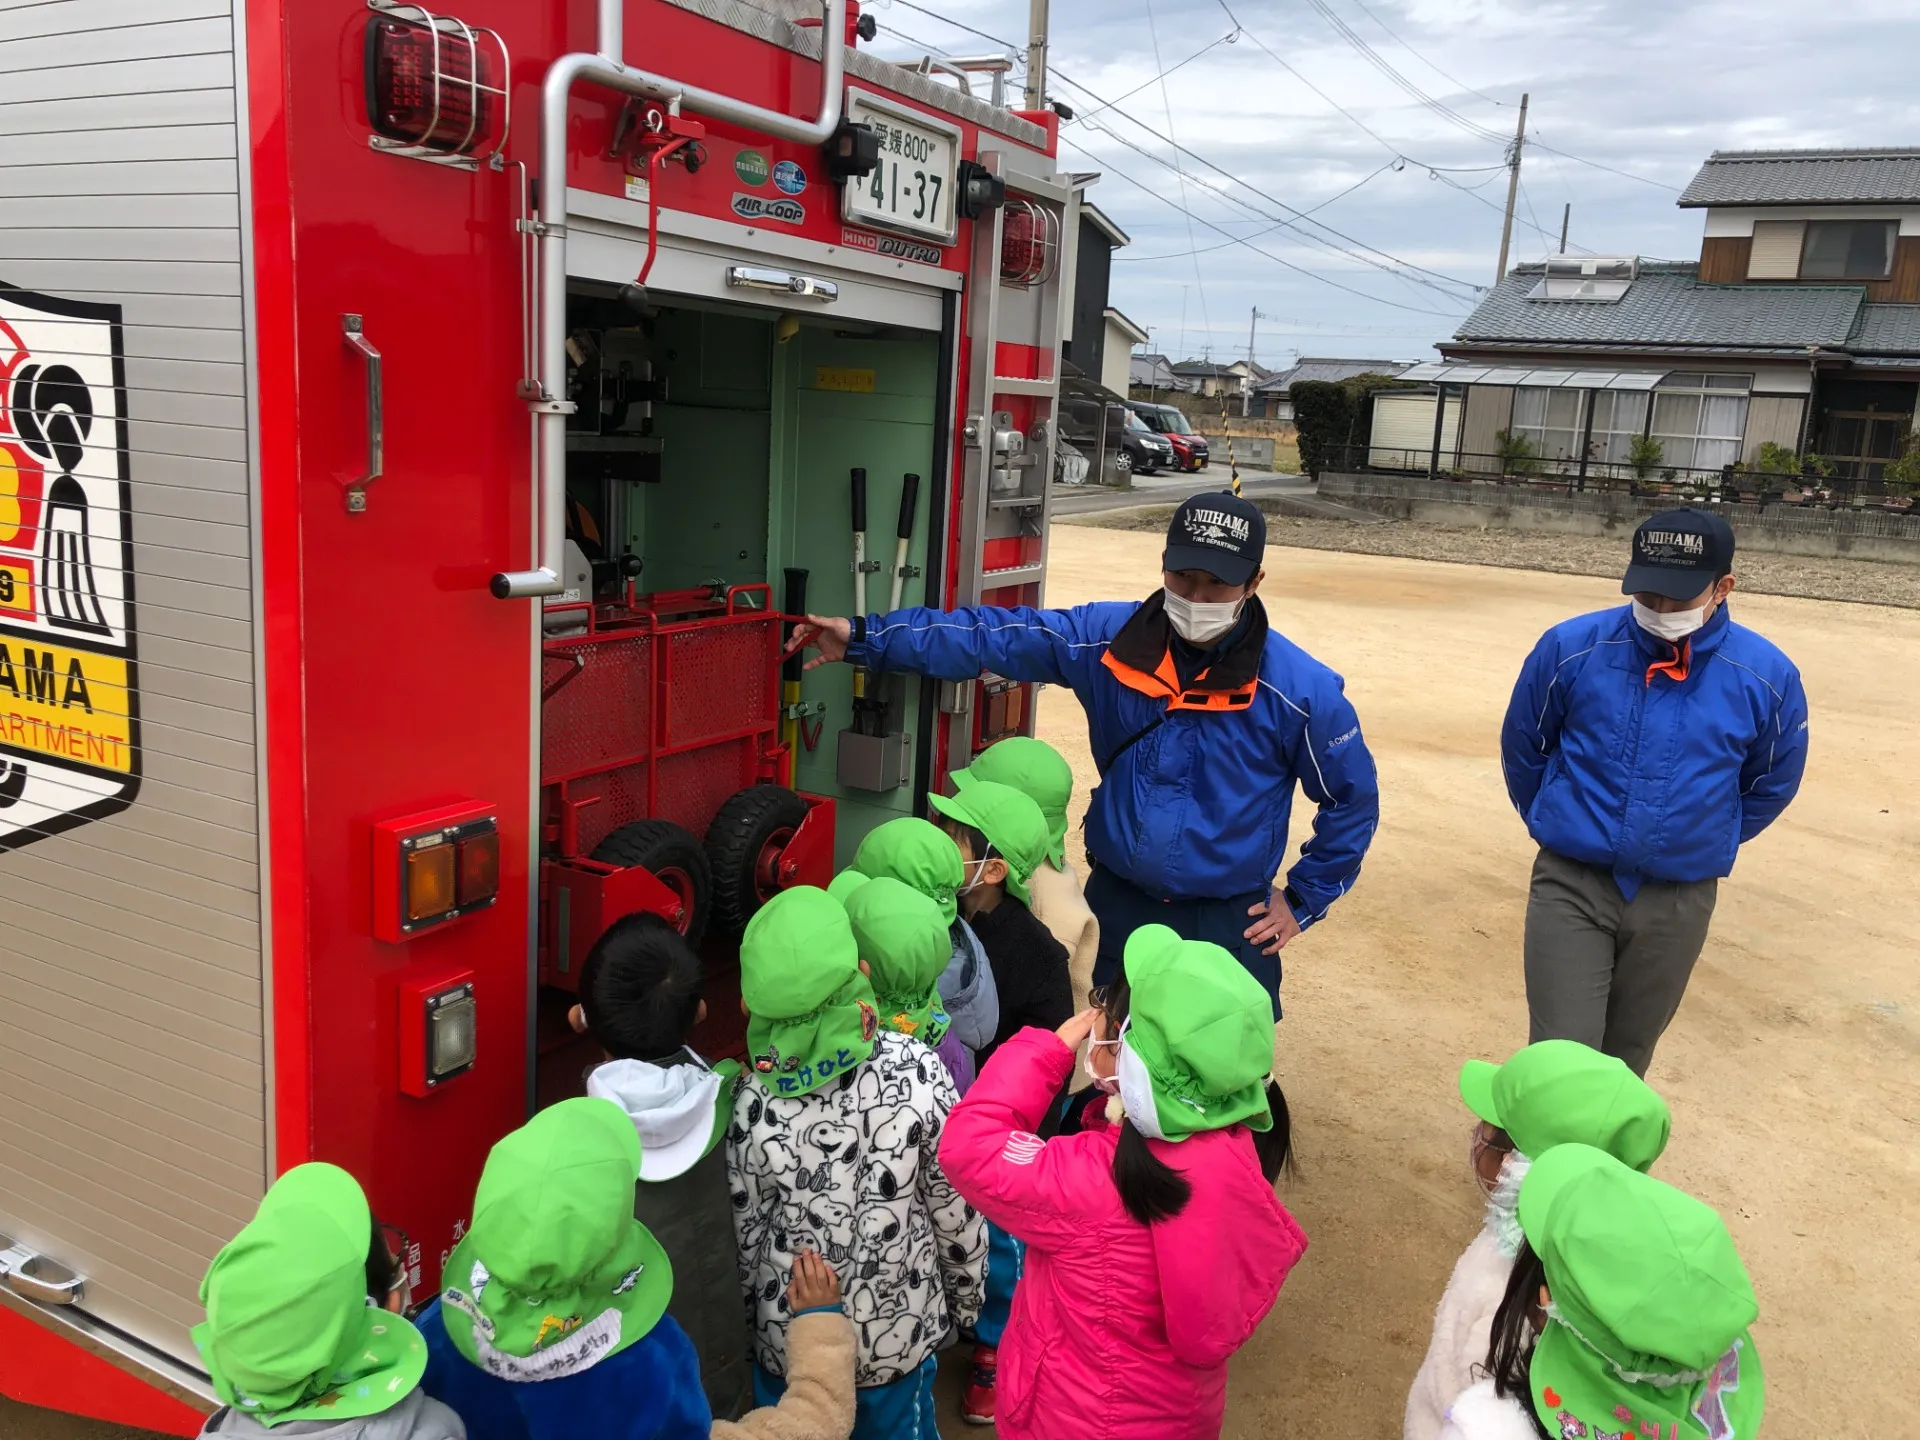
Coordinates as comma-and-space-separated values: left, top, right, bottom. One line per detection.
770, 325, 942, 864
578, 288, 944, 868
621, 307, 774, 592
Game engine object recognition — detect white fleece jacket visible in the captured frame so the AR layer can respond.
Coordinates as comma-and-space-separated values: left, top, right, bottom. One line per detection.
1436, 1380, 1539, 1440
1404, 1156, 1530, 1440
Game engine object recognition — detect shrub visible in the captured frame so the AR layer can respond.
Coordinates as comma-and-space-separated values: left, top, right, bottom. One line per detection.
1884, 437, 1920, 496
1492, 428, 1539, 476
1627, 433, 1665, 482
1290, 372, 1418, 478
1755, 440, 1799, 478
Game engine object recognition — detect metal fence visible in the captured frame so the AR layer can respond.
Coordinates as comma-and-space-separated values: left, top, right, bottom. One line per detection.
1337, 444, 1918, 512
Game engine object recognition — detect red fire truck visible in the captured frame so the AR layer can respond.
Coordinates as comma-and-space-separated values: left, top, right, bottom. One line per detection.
0, 0, 1079, 1428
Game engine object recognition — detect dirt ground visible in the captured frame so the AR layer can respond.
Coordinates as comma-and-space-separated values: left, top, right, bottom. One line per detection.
1010, 525, 1919, 1439
17, 526, 1918, 1440
1068, 500, 1920, 609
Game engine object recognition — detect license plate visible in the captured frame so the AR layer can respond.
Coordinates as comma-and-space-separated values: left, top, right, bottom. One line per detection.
841, 89, 961, 245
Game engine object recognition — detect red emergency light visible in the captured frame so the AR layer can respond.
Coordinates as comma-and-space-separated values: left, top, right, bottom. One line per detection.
363, 4, 509, 164
372, 801, 501, 943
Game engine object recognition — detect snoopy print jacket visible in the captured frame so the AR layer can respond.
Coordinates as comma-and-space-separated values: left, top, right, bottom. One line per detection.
728, 1030, 987, 1387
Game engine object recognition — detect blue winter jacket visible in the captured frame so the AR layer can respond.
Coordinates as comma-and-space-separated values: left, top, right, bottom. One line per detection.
852, 599, 1380, 922
1500, 603, 1808, 895
416, 1300, 709, 1440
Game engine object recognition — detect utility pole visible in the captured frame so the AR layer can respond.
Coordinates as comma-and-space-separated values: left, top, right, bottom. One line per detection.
1244, 306, 1268, 416
1494, 91, 1529, 283
1558, 202, 1570, 255
1023, 0, 1049, 111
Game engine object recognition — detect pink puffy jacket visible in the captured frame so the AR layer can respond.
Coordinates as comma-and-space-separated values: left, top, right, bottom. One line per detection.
938, 1028, 1308, 1440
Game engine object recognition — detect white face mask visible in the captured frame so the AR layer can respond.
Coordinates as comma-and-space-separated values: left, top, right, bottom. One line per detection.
1631, 597, 1709, 643
957, 857, 991, 896
1083, 1027, 1122, 1095
1162, 587, 1242, 646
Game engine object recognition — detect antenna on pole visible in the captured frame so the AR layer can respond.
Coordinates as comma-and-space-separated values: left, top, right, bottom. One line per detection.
1495, 91, 1530, 281
1559, 202, 1570, 254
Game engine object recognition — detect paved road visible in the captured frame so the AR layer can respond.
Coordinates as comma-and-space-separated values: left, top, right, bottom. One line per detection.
1049, 468, 1310, 516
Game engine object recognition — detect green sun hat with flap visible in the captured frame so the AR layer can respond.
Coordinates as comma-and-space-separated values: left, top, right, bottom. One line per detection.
193, 1163, 425, 1426
826, 868, 870, 905
1519, 1144, 1763, 1440
844, 875, 952, 1046
928, 778, 1050, 904
1458, 1039, 1671, 1171
1112, 924, 1274, 1141
953, 736, 1074, 870
439, 1097, 671, 1381
741, 885, 878, 1096
853, 817, 963, 926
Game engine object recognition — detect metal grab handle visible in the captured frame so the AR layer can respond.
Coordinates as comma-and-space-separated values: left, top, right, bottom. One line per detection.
343, 314, 384, 513
0, 1235, 85, 1306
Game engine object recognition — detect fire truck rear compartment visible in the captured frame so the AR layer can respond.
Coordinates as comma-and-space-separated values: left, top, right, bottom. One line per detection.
538, 285, 942, 1083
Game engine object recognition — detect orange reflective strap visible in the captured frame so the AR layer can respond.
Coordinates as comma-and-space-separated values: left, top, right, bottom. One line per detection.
1101, 648, 1258, 713
1645, 639, 1692, 687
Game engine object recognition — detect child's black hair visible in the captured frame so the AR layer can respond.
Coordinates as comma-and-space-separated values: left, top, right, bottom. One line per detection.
366, 1214, 400, 1304
577, 911, 705, 1062
933, 812, 996, 868
1483, 1236, 1553, 1439
1099, 975, 1296, 1221
1098, 977, 1191, 1224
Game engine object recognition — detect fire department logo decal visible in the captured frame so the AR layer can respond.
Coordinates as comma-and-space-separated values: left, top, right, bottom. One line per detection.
0, 285, 140, 848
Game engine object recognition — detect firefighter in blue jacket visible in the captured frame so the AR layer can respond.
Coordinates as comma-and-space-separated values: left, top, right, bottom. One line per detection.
1500, 508, 1809, 1081
785, 492, 1380, 1020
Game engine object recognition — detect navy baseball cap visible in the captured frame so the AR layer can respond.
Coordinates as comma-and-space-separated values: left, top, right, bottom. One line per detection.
1621, 508, 1735, 601
1162, 492, 1265, 587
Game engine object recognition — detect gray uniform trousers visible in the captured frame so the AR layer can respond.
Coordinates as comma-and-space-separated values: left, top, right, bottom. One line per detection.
1522, 846, 1718, 1078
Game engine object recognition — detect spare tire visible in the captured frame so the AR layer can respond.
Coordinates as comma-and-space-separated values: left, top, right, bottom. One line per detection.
704, 785, 811, 935
591, 819, 712, 946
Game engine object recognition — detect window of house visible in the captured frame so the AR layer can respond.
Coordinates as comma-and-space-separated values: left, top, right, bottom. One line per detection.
1800, 220, 1897, 280
1510, 387, 1583, 463
1587, 391, 1650, 465
1649, 375, 1750, 472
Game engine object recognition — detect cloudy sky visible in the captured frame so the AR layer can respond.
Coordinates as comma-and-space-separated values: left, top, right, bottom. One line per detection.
863, 0, 1920, 369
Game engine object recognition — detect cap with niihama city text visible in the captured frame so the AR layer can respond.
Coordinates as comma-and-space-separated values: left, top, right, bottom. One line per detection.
1162, 492, 1265, 587
1621, 507, 1734, 601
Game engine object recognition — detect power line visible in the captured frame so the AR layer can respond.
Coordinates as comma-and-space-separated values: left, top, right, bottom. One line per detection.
1342, 0, 1512, 110
885, 0, 1022, 56
1142, 0, 1214, 357
1292, 0, 1509, 144
1112, 159, 1400, 261
1058, 130, 1470, 318
1077, 28, 1241, 124
1528, 130, 1683, 193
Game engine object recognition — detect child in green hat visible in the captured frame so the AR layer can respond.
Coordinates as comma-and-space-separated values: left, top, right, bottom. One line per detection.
728, 886, 984, 1440
1407, 1041, 1673, 1440
928, 780, 1073, 1069
925, 779, 1074, 1423
416, 1096, 710, 1440
194, 1163, 462, 1438
568, 912, 750, 1420
939, 924, 1306, 1440
1444, 1143, 1762, 1440
952, 737, 1100, 1011
842, 876, 953, 1047
851, 817, 1000, 1089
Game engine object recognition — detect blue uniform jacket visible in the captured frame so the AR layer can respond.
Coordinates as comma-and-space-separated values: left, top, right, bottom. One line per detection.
1500, 603, 1809, 894
852, 601, 1380, 922
416, 1300, 709, 1440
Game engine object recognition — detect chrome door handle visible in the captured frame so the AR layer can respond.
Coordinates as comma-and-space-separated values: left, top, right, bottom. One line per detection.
0, 1235, 85, 1306
343, 314, 384, 513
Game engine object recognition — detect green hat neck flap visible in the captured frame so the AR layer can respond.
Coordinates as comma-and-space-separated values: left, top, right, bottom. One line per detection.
193, 1163, 426, 1426
439, 1097, 671, 1381
1112, 925, 1273, 1141
844, 876, 951, 1046
852, 818, 963, 926
741, 886, 878, 1096
928, 779, 1050, 904
1458, 1039, 1671, 1171
954, 737, 1073, 870
1519, 1145, 1763, 1440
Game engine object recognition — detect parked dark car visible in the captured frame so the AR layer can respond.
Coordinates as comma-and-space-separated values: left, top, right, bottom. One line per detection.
1127, 401, 1209, 471
1119, 406, 1178, 475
